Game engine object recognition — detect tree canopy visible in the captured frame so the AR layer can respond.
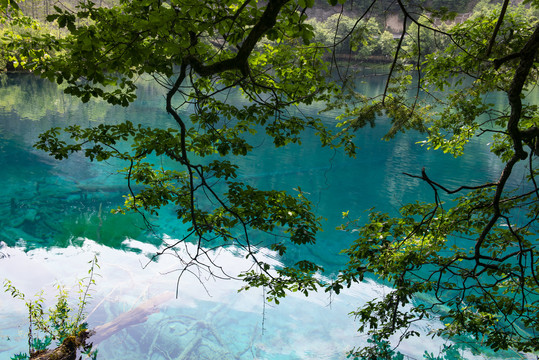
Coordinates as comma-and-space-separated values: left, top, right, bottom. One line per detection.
2, 0, 539, 358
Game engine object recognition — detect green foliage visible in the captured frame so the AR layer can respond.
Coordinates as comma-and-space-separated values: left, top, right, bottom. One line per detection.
4, 256, 99, 359
418, 4, 539, 158
402, 16, 452, 61
326, 1, 539, 356
377, 31, 396, 57
423, 344, 466, 360
333, 186, 539, 350
3, 0, 539, 358
307, 14, 358, 50
13, 0, 361, 309
306, 14, 394, 59
10, 353, 29, 360
348, 335, 405, 360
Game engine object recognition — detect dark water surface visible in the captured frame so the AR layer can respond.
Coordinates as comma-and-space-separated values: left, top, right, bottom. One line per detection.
0, 73, 529, 359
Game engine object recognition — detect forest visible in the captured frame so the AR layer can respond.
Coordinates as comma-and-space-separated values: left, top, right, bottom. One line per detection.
1, 0, 539, 359
1, 0, 512, 70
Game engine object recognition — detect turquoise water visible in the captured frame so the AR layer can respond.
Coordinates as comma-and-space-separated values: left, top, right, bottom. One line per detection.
0, 73, 530, 359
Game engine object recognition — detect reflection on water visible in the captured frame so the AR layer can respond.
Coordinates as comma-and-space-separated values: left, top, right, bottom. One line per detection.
1, 240, 478, 360
0, 74, 531, 359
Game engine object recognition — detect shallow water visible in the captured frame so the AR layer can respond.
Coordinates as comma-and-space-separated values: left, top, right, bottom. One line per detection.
0, 73, 531, 359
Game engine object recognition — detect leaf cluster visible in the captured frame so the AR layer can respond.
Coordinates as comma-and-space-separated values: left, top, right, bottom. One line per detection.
3, 256, 99, 359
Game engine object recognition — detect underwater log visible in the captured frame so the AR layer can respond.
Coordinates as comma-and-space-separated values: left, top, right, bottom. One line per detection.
89, 291, 174, 344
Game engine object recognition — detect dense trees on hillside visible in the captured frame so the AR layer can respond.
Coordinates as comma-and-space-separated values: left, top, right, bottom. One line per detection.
1, 0, 492, 70
1, 0, 539, 358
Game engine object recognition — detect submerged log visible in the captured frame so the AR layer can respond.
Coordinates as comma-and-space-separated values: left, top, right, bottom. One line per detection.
89, 291, 174, 344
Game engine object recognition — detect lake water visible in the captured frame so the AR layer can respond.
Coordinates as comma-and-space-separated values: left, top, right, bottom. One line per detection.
0, 73, 530, 359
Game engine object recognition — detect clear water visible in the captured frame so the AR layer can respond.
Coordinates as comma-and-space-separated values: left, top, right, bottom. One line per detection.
0, 73, 530, 359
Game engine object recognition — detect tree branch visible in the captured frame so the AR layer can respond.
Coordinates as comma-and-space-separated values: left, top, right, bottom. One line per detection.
485, 0, 510, 58
185, 0, 290, 77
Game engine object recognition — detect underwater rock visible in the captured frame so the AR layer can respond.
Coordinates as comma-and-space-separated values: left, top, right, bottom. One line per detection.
23, 209, 38, 223
9, 208, 38, 228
